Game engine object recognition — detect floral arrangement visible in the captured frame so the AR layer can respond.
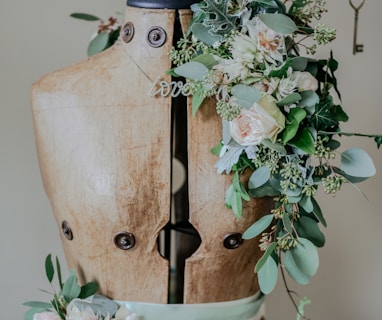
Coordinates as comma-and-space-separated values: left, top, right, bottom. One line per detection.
34, 1, 381, 319
168, 0, 381, 310
24, 255, 138, 320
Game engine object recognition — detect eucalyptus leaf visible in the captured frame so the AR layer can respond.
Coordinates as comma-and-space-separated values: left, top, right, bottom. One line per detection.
289, 238, 319, 277
62, 274, 81, 302
249, 181, 280, 197
295, 216, 325, 248
23, 301, 52, 309
277, 93, 301, 106
45, 254, 54, 283
299, 195, 313, 213
255, 242, 278, 272
341, 148, 376, 178
174, 61, 209, 82
262, 139, 287, 154
311, 197, 327, 227
192, 86, 205, 116
282, 213, 293, 234
299, 90, 319, 108
258, 13, 297, 34
248, 166, 271, 189
191, 23, 222, 45
225, 184, 234, 209
258, 255, 278, 294
231, 84, 261, 109
291, 57, 308, 71
192, 54, 219, 69
243, 214, 274, 240
284, 250, 311, 285
87, 32, 110, 57
231, 190, 243, 218
56, 256, 63, 290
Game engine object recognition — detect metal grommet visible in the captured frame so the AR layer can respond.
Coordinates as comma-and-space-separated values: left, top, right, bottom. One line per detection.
147, 26, 167, 48
121, 22, 134, 43
223, 233, 243, 250
114, 232, 136, 250
61, 220, 73, 241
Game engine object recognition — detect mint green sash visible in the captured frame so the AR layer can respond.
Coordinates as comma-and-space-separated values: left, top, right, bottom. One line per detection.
118, 293, 264, 320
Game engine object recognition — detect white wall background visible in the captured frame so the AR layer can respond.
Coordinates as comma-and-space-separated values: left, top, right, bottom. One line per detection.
1, 0, 381, 319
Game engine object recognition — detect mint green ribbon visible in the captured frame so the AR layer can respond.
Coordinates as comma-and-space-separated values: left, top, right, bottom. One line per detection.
118, 293, 264, 320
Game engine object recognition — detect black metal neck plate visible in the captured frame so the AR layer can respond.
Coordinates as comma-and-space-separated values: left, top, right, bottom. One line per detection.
126, 0, 198, 9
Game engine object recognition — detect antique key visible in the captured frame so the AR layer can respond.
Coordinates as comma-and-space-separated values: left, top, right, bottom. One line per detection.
349, 0, 365, 55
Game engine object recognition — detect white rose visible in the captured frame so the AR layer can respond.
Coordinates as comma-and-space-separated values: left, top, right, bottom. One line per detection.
293, 71, 318, 92
33, 312, 61, 320
112, 304, 139, 320
230, 95, 285, 146
66, 299, 105, 320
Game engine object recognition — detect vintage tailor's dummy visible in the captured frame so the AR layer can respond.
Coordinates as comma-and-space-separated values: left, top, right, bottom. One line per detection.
31, 0, 272, 317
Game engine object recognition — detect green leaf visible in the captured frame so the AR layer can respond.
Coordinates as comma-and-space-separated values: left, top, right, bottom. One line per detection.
225, 184, 234, 209
282, 108, 307, 144
311, 197, 327, 227
70, 13, 101, 21
231, 84, 261, 109
299, 195, 313, 213
258, 255, 278, 294
291, 57, 308, 71
79, 281, 99, 299
243, 214, 274, 239
62, 273, 81, 302
24, 308, 48, 320
289, 238, 319, 277
249, 181, 280, 197
248, 166, 271, 189
262, 139, 287, 154
190, 23, 222, 45
56, 256, 63, 290
297, 297, 312, 320
192, 54, 218, 69
45, 254, 54, 283
295, 216, 325, 248
299, 90, 319, 109
289, 128, 315, 155
258, 13, 297, 34
284, 250, 311, 285
231, 190, 243, 218
23, 301, 52, 309
87, 32, 110, 56
282, 213, 293, 234
174, 61, 209, 81
192, 86, 205, 116
255, 242, 278, 272
341, 148, 376, 178
277, 93, 301, 106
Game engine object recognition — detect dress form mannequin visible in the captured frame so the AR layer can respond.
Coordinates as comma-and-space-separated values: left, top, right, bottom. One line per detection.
31, 0, 272, 314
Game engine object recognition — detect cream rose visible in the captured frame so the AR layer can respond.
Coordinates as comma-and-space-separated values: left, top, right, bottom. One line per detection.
293, 71, 318, 92
230, 95, 285, 146
66, 299, 108, 320
33, 312, 61, 320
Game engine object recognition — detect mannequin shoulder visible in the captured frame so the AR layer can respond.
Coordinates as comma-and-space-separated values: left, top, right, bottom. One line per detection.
31, 45, 126, 110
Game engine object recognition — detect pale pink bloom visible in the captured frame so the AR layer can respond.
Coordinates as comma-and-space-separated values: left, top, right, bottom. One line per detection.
33, 311, 61, 320
230, 95, 285, 146
66, 300, 107, 320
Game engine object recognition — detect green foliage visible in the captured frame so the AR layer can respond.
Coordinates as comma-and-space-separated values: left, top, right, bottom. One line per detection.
341, 148, 376, 178
24, 255, 101, 320
258, 13, 297, 34
88, 32, 110, 56
231, 84, 262, 109
70, 13, 100, 21
243, 214, 274, 239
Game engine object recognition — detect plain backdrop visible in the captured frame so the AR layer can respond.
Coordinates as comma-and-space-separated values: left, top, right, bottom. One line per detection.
1, 0, 381, 319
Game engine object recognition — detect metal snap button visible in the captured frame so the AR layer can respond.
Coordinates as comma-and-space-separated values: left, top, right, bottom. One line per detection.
121, 22, 134, 43
147, 26, 167, 48
114, 232, 136, 250
223, 233, 243, 249
61, 220, 73, 241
